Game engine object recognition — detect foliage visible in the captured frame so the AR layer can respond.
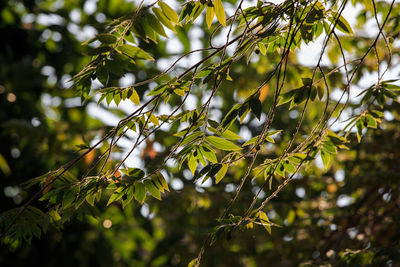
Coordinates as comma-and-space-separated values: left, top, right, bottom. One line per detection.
1, 0, 400, 266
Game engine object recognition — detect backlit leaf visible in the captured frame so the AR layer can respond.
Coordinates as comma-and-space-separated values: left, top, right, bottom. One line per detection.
206, 6, 214, 29
159, 1, 179, 23
117, 45, 154, 61
144, 180, 161, 200
96, 33, 117, 44
214, 0, 226, 27
134, 182, 146, 204
215, 164, 228, 184
205, 136, 241, 151
153, 7, 176, 32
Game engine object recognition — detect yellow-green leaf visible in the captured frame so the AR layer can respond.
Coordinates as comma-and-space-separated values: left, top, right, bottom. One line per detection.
206, 6, 214, 29
214, 0, 226, 27
174, 89, 185, 96
199, 146, 217, 163
96, 33, 117, 44
188, 154, 197, 175
329, 13, 353, 35
215, 164, 228, 184
159, 1, 179, 24
117, 44, 154, 61
0, 154, 11, 176
129, 88, 140, 105
188, 259, 197, 267
155, 172, 169, 192
153, 7, 177, 32
258, 211, 271, 234
49, 210, 61, 221
144, 180, 161, 200
149, 113, 160, 125
134, 182, 146, 204
146, 13, 168, 38
205, 136, 241, 151
107, 187, 124, 206
287, 209, 296, 225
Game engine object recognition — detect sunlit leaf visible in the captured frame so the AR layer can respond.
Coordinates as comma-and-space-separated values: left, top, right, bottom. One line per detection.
159, 1, 179, 24
214, 0, 226, 27
206, 6, 214, 29
215, 164, 228, 184
205, 136, 241, 151
144, 180, 161, 200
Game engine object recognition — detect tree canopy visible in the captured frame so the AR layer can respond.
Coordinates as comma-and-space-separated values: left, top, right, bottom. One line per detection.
1, 0, 400, 266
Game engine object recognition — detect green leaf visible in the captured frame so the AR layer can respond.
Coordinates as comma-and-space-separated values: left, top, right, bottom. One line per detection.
258, 211, 271, 234
149, 113, 160, 126
287, 209, 296, 225
62, 186, 78, 209
49, 210, 61, 221
323, 141, 337, 154
242, 136, 259, 146
85, 45, 112, 56
129, 88, 140, 105
96, 65, 109, 86
206, 6, 214, 29
145, 13, 167, 38
0, 154, 11, 176
289, 153, 308, 164
221, 106, 239, 129
188, 259, 197, 267
320, 149, 331, 168
122, 186, 134, 208
207, 164, 222, 179
113, 91, 121, 106
155, 172, 169, 192
277, 90, 296, 106
159, 1, 179, 24
249, 98, 262, 119
107, 187, 124, 206
365, 114, 377, 128
208, 127, 242, 140
96, 33, 117, 44
276, 163, 285, 177
383, 83, 400, 91
179, 131, 203, 146
190, 2, 205, 23
214, 0, 226, 27
317, 84, 324, 100
120, 167, 145, 179
221, 130, 242, 140
147, 83, 168, 96
179, 2, 193, 22
144, 180, 161, 200
117, 44, 154, 61
134, 182, 146, 204
330, 13, 354, 35
369, 110, 384, 118
174, 89, 185, 96
188, 154, 197, 175
205, 136, 241, 151
283, 161, 296, 173
153, 7, 176, 32
242, 133, 276, 147
257, 42, 267, 55
196, 149, 207, 166
215, 164, 228, 184
200, 145, 218, 163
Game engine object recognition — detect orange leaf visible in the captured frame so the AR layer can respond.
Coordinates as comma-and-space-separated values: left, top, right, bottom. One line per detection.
259, 84, 269, 103
84, 150, 95, 165
43, 176, 53, 194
